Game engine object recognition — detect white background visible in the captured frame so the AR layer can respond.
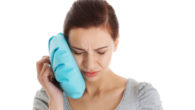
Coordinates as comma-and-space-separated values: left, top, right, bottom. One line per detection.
0, 0, 194, 110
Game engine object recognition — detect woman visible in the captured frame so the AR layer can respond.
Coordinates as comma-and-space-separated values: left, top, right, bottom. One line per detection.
33, 0, 163, 110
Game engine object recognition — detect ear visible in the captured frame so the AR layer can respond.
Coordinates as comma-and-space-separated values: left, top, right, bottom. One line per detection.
113, 37, 119, 52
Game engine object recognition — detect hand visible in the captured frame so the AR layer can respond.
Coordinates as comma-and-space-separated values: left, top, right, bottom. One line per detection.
36, 56, 63, 99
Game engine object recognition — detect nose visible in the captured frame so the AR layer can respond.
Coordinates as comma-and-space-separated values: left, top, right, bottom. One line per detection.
83, 52, 96, 71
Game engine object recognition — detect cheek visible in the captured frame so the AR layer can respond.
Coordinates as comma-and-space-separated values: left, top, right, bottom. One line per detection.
98, 51, 113, 68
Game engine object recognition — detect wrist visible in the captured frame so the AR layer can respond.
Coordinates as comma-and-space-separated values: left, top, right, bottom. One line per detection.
49, 94, 64, 102
49, 97, 64, 110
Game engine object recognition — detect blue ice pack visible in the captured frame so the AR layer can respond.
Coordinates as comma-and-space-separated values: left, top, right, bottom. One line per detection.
48, 32, 86, 99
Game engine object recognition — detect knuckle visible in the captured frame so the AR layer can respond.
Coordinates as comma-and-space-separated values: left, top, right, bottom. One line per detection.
43, 63, 48, 67
44, 63, 51, 68
42, 56, 50, 59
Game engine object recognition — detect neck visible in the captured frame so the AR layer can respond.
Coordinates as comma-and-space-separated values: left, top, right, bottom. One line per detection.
84, 68, 116, 96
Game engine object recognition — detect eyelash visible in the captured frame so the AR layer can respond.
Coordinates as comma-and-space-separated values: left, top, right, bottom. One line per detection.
73, 52, 105, 55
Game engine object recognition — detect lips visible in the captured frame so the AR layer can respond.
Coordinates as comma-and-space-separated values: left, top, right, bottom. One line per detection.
83, 71, 99, 77
85, 71, 98, 74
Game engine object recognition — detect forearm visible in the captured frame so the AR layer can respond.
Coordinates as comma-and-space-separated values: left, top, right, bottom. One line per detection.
49, 97, 64, 110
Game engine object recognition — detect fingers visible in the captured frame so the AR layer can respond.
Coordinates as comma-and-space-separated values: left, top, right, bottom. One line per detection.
46, 65, 54, 82
36, 56, 52, 83
36, 56, 51, 74
36, 56, 63, 97
38, 63, 52, 83
41, 64, 61, 90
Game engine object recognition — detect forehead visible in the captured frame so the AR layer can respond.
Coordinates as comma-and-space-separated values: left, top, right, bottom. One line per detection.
68, 27, 113, 46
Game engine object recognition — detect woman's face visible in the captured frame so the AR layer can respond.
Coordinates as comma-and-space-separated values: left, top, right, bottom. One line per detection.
68, 27, 118, 81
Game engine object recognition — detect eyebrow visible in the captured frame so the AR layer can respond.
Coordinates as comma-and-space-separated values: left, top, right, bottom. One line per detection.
70, 45, 108, 51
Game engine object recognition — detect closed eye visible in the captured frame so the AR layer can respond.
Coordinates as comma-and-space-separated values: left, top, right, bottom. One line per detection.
73, 52, 82, 55
72, 51, 106, 55
97, 52, 105, 55
71, 50, 83, 55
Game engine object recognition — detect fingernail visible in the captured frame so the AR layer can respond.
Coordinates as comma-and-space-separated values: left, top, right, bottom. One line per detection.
47, 63, 51, 67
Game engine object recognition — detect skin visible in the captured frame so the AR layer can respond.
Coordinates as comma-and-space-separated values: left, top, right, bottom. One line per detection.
36, 56, 64, 110
67, 26, 128, 110
36, 26, 128, 110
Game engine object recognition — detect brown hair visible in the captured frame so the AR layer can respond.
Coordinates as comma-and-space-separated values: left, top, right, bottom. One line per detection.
63, 0, 119, 43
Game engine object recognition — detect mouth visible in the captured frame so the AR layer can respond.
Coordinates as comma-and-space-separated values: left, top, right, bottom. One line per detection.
83, 71, 99, 77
